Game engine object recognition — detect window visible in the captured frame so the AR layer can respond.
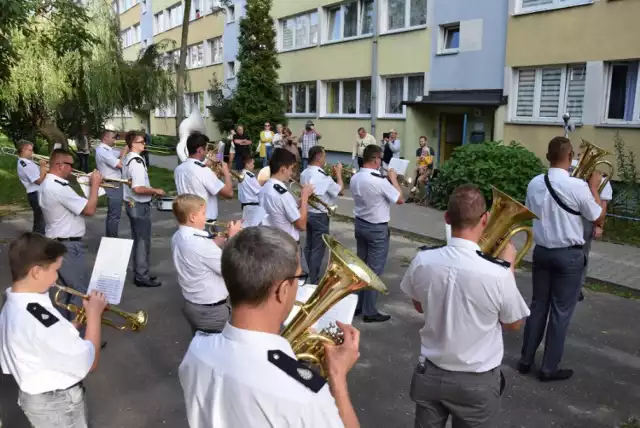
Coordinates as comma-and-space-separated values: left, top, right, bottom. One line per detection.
383, 75, 424, 115
121, 26, 141, 48
281, 11, 319, 51
282, 82, 317, 115
208, 37, 223, 64
187, 44, 204, 69
604, 61, 640, 123
512, 64, 587, 122
134, 24, 141, 44
142, 0, 147, 13
324, 79, 372, 116
154, 12, 167, 34
112, 1, 118, 13
168, 3, 183, 29
227, 61, 237, 79
385, 0, 427, 32
190, 0, 204, 20
439, 24, 460, 54
326, 0, 374, 42
167, 100, 177, 117
185, 93, 206, 116
206, 0, 222, 13
516, 0, 592, 14
227, 5, 236, 22
155, 106, 166, 117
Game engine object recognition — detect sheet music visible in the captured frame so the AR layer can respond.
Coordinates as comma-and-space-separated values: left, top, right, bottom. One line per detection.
87, 238, 133, 304
284, 284, 358, 331
77, 174, 106, 198
388, 158, 409, 177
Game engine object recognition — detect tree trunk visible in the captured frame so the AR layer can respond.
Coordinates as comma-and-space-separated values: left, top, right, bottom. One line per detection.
175, 0, 192, 139
39, 120, 68, 153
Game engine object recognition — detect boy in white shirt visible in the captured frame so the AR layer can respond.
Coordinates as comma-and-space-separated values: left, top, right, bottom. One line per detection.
238, 156, 265, 226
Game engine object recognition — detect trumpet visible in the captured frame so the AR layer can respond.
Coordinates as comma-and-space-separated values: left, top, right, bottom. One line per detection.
289, 181, 337, 215
54, 284, 147, 331
572, 139, 614, 193
329, 163, 357, 179
204, 220, 232, 237
205, 143, 244, 182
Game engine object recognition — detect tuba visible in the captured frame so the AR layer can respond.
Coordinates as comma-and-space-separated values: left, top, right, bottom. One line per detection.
282, 234, 388, 377
571, 139, 614, 193
54, 284, 147, 331
479, 187, 538, 267
176, 110, 207, 163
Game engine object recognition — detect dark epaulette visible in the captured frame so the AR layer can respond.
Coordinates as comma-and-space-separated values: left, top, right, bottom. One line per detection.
246, 171, 255, 178
26, 303, 59, 328
54, 179, 69, 187
370, 172, 384, 179
476, 250, 511, 269
19, 160, 27, 168
273, 183, 287, 194
267, 350, 326, 393
318, 169, 329, 176
193, 233, 214, 240
194, 161, 207, 168
418, 244, 445, 251
127, 157, 147, 169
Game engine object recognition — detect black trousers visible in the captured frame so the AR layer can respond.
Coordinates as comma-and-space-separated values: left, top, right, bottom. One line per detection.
27, 191, 45, 235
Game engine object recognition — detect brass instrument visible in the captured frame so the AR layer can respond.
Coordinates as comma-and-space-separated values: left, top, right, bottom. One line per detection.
205, 142, 245, 182
114, 140, 173, 155
329, 163, 357, 179
571, 139, 614, 193
479, 186, 538, 267
54, 284, 147, 331
289, 181, 338, 215
282, 234, 388, 377
204, 220, 232, 237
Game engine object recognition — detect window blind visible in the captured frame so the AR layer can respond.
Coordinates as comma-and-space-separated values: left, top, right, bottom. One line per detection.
539, 68, 562, 117
516, 69, 535, 117
566, 65, 586, 120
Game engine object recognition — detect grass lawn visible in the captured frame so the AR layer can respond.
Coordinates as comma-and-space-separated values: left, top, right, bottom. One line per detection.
602, 216, 640, 247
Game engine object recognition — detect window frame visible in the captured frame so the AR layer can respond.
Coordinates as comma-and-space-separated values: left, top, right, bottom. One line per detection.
321, 78, 372, 118
382, 0, 428, 34
207, 37, 224, 65
438, 23, 460, 55
279, 10, 320, 52
168, 3, 183, 29
226, 5, 236, 23
282, 82, 318, 117
187, 43, 204, 69
324, 0, 374, 44
380, 74, 425, 118
514, 0, 594, 15
603, 61, 640, 125
190, 0, 204, 20
226, 61, 237, 80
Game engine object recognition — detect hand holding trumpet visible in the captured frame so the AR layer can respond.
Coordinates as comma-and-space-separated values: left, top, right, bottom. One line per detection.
89, 170, 103, 189
332, 162, 343, 176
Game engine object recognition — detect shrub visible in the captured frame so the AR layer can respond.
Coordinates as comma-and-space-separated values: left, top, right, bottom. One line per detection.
429, 141, 545, 210
151, 134, 177, 148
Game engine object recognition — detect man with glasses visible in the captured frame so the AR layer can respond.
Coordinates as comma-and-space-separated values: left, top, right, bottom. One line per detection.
15, 140, 47, 234
39, 149, 103, 319
95, 123, 128, 237
519, 136, 605, 382
123, 130, 166, 288
179, 227, 361, 428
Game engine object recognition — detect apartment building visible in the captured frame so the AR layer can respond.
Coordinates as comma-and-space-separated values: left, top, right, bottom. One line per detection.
504, 0, 640, 168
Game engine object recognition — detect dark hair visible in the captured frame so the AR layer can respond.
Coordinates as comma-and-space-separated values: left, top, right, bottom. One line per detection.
447, 184, 487, 229
357, 127, 365, 133
9, 233, 67, 282
419, 136, 428, 141
269, 147, 296, 175
308, 145, 325, 164
363, 144, 382, 163
222, 227, 299, 306
49, 149, 72, 165
547, 136, 573, 165
125, 130, 144, 149
16, 140, 33, 155
243, 154, 255, 166
186, 132, 209, 155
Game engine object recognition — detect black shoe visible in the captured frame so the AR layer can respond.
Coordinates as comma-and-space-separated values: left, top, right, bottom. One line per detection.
539, 369, 574, 382
517, 362, 532, 374
354, 308, 362, 317
578, 292, 584, 302
363, 313, 391, 323
101, 341, 108, 350
150, 275, 158, 281
135, 278, 162, 287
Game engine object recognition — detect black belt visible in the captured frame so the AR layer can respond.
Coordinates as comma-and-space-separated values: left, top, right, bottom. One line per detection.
539, 245, 583, 250
197, 298, 227, 307
43, 381, 83, 395
56, 237, 82, 242
241, 202, 259, 209
355, 216, 388, 226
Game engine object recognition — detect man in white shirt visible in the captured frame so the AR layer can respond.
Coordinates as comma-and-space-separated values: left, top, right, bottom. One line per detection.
15, 140, 47, 234
171, 194, 242, 335
179, 226, 361, 428
95, 124, 127, 237
352, 127, 377, 170
123, 131, 166, 288
238, 156, 265, 226
401, 184, 530, 427
174, 132, 233, 223
520, 136, 605, 382
300, 146, 343, 284
350, 144, 403, 323
1, 233, 107, 428
39, 149, 102, 319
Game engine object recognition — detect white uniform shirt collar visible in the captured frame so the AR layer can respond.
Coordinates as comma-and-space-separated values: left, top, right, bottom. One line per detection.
548, 167, 570, 178
270, 177, 287, 188
46, 173, 68, 184
448, 237, 481, 252
178, 224, 209, 237
360, 167, 378, 173
222, 323, 296, 359
5, 288, 51, 305
98, 143, 112, 151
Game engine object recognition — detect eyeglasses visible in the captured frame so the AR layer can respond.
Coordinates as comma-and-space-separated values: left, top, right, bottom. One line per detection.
134, 139, 146, 145
281, 273, 309, 287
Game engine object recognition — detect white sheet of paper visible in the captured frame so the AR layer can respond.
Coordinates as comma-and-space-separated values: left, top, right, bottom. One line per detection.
284, 284, 358, 332
87, 238, 134, 305
388, 158, 409, 177
77, 175, 106, 198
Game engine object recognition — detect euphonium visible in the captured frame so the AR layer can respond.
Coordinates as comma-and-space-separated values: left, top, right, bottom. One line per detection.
572, 139, 614, 193
282, 234, 388, 377
54, 284, 147, 331
479, 187, 538, 267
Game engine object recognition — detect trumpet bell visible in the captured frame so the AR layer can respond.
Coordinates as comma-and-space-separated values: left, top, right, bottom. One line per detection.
571, 139, 614, 192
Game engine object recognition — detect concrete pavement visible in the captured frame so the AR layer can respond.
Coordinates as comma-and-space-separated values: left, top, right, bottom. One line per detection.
0, 201, 639, 427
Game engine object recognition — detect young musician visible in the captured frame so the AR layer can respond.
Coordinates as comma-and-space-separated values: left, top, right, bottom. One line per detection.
179, 227, 361, 428
238, 155, 265, 227
15, 140, 47, 234
0, 232, 107, 427
95, 123, 127, 237
171, 194, 242, 335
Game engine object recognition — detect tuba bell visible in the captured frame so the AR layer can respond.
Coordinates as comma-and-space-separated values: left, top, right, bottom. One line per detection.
479, 186, 538, 267
281, 234, 388, 377
571, 139, 614, 193
176, 110, 207, 163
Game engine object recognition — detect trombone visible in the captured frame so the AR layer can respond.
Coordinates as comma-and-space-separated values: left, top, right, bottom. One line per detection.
289, 181, 338, 215
114, 140, 174, 155
54, 284, 147, 331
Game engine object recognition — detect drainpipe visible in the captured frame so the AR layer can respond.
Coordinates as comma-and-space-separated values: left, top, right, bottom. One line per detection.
370, 0, 379, 138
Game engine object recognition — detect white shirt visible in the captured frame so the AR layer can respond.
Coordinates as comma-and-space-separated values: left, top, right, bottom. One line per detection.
95, 143, 122, 180
400, 238, 530, 373
350, 168, 400, 224
238, 170, 261, 204
39, 174, 87, 239
259, 178, 301, 241
175, 158, 225, 220
300, 166, 341, 214
123, 152, 152, 203
171, 226, 228, 305
179, 323, 344, 428
600, 180, 613, 201
0, 289, 95, 394
17, 157, 41, 194
526, 168, 603, 248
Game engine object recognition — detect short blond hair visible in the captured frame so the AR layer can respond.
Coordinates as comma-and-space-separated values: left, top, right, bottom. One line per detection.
172, 194, 206, 224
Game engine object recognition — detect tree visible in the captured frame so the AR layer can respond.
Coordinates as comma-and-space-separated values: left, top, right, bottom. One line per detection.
174, 0, 192, 138
207, 77, 238, 136
232, 0, 286, 142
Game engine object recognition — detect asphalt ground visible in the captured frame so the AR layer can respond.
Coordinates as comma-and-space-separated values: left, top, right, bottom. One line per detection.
0, 200, 639, 428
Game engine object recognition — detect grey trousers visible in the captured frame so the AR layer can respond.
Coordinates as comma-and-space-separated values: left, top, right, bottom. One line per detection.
125, 202, 152, 282
104, 186, 123, 238
410, 360, 501, 428
57, 241, 89, 322
354, 217, 390, 316
304, 212, 330, 284
520, 245, 585, 373
27, 191, 45, 235
19, 384, 88, 428
183, 300, 231, 336
582, 219, 594, 287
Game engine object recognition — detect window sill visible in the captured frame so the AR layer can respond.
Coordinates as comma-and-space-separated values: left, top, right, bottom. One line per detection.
596, 122, 640, 129
436, 49, 459, 56
380, 24, 428, 37
279, 44, 319, 54
506, 119, 583, 127
286, 113, 318, 118
226, 76, 236, 80
379, 114, 406, 120
513, 0, 593, 16
321, 34, 373, 47
205, 61, 223, 67
321, 114, 371, 119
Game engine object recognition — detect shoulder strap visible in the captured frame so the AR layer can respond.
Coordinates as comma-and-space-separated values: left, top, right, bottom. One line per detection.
544, 173, 580, 216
